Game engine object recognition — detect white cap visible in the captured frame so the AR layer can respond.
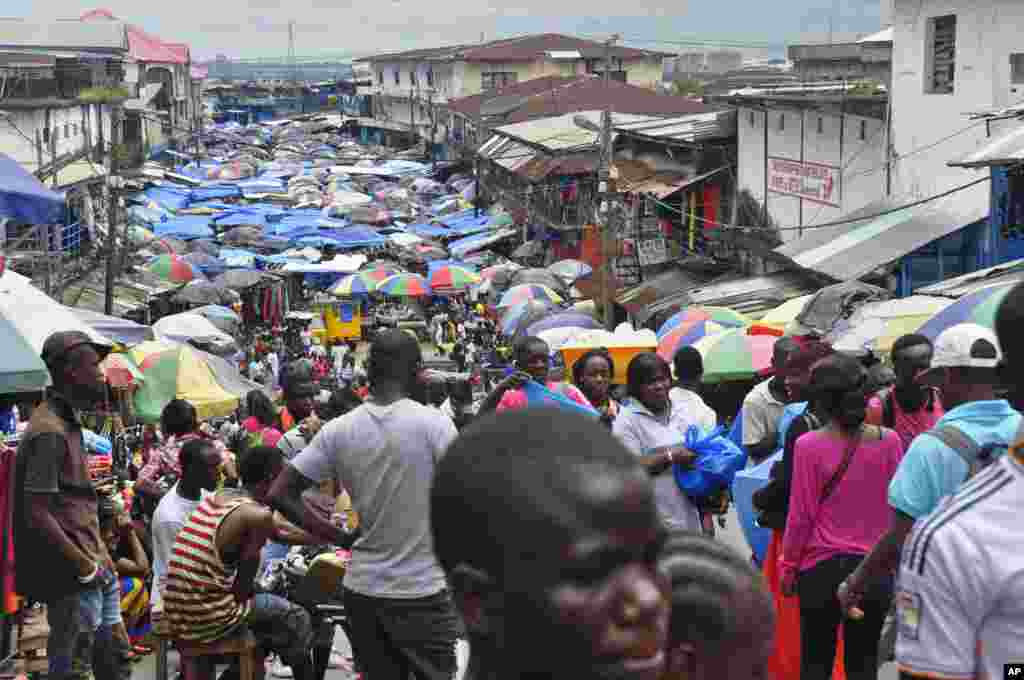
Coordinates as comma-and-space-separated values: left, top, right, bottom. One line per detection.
930, 323, 1002, 369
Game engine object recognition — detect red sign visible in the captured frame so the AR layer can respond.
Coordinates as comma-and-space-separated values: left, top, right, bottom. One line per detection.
767, 157, 840, 207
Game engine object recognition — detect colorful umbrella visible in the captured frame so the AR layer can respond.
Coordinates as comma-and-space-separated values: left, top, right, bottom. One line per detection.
500, 300, 556, 337
690, 329, 779, 383
360, 263, 403, 282
428, 265, 481, 294
101, 353, 144, 389
526, 311, 602, 337
146, 254, 202, 283
657, 306, 751, 340
656, 307, 751, 360
547, 259, 593, 282
128, 341, 241, 423
827, 296, 952, 354
497, 284, 564, 309
332, 272, 378, 297
377, 273, 432, 297
917, 284, 1016, 340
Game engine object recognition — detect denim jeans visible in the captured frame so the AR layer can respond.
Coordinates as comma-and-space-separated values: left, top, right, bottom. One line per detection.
49, 569, 122, 680
248, 593, 314, 680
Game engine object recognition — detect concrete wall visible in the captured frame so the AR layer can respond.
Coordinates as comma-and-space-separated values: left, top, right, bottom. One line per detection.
736, 105, 887, 242
372, 56, 662, 100
890, 0, 1023, 213
0, 104, 111, 174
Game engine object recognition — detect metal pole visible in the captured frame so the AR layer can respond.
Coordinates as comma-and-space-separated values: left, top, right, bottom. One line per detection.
600, 34, 620, 331
104, 103, 122, 316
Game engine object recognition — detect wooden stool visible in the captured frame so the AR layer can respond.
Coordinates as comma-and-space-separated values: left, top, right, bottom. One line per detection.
176, 630, 264, 680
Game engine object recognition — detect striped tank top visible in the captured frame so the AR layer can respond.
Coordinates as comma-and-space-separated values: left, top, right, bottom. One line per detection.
163, 492, 254, 642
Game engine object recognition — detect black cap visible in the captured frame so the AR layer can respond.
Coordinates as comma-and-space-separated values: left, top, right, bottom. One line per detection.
41, 331, 111, 367
280, 359, 318, 398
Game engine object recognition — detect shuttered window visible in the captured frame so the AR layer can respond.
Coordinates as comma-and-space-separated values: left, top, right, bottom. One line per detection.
927, 15, 956, 94
1011, 54, 1024, 85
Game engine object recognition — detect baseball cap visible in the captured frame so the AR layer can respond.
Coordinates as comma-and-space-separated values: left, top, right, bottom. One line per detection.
41, 331, 111, 367
928, 323, 1002, 370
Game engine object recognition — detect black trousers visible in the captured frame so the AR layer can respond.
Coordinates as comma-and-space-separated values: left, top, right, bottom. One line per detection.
796, 554, 893, 680
343, 588, 461, 680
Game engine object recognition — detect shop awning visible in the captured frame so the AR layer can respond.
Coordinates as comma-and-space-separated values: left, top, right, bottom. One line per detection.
949, 121, 1024, 168
774, 192, 988, 282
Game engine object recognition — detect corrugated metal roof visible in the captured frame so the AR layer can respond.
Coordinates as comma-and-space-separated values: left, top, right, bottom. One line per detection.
775, 191, 988, 282
949, 121, 1024, 168
0, 20, 127, 52
488, 110, 648, 153
615, 260, 725, 324
857, 27, 893, 43
914, 258, 1024, 297
615, 165, 729, 198
686, 269, 822, 318
614, 110, 737, 143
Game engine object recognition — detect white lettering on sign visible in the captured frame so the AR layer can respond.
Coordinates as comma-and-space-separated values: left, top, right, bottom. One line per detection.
767, 157, 841, 208
637, 238, 668, 266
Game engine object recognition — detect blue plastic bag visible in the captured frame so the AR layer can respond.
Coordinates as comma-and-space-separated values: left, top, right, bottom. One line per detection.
674, 425, 747, 498
521, 381, 600, 419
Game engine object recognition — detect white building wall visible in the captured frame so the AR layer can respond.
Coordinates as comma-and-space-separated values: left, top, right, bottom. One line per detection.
890, 0, 1023, 212
736, 105, 888, 242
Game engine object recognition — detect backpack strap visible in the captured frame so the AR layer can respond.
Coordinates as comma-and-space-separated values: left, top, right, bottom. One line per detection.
881, 388, 896, 429
923, 425, 984, 479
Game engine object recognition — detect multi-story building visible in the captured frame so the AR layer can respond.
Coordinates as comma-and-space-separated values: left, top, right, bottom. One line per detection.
356, 34, 670, 147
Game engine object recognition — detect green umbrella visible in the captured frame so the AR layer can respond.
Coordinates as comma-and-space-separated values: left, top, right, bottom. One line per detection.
0, 309, 50, 393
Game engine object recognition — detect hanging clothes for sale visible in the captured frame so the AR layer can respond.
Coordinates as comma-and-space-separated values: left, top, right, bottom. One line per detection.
0, 446, 17, 613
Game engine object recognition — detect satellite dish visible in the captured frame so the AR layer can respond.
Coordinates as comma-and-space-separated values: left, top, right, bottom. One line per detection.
480, 94, 531, 117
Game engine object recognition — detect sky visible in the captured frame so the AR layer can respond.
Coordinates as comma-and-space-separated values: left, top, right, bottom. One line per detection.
13, 0, 883, 60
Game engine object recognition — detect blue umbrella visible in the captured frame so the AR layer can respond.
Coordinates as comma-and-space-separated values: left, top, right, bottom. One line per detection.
0, 152, 64, 224
525, 311, 601, 336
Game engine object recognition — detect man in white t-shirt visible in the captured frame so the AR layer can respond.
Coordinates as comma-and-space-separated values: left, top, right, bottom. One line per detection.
670, 346, 717, 433
269, 330, 460, 680
741, 337, 798, 463
150, 438, 221, 614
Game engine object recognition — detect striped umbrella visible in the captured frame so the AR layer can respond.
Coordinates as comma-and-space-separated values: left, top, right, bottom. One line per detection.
547, 259, 593, 282
332, 272, 379, 297
360, 263, 404, 282
917, 283, 1016, 340
690, 329, 779, 383
497, 284, 564, 309
827, 296, 952, 354
377, 273, 432, 297
428, 265, 481, 295
526, 311, 602, 336
656, 306, 751, 360
146, 254, 202, 283
500, 300, 556, 338
101, 353, 144, 388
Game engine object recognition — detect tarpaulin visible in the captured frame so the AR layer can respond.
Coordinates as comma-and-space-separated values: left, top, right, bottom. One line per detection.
521, 381, 599, 418
0, 153, 65, 224
153, 215, 214, 240
141, 187, 191, 212
189, 186, 242, 202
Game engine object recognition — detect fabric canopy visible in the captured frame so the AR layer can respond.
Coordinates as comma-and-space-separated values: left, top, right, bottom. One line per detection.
0, 153, 65, 224
0, 271, 110, 352
0, 308, 51, 394
71, 307, 156, 346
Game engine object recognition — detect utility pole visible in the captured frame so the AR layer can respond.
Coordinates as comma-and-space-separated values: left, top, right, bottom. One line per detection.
104, 103, 122, 316
410, 86, 416, 145
598, 34, 620, 331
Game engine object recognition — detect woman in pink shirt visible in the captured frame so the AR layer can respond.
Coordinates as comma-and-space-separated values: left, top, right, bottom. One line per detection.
781, 354, 903, 680
478, 336, 591, 414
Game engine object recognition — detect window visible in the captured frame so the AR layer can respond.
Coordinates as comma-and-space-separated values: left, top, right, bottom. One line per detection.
427, 68, 434, 88
859, 120, 867, 140
926, 15, 956, 94
42, 127, 49, 144
778, 114, 785, 132
1011, 54, 1024, 85
481, 71, 518, 91
749, 111, 755, 127
394, 69, 400, 86
63, 123, 69, 139
817, 116, 824, 134
377, 70, 383, 86
410, 70, 417, 87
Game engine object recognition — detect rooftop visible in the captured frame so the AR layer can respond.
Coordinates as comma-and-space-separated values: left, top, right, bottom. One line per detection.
358, 33, 671, 64
81, 9, 188, 64
0, 19, 127, 52
448, 75, 714, 124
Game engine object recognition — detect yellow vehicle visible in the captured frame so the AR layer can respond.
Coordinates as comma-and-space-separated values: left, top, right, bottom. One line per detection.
311, 298, 362, 343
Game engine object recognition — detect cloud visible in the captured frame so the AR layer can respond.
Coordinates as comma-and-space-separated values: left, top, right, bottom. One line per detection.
12, 0, 881, 59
